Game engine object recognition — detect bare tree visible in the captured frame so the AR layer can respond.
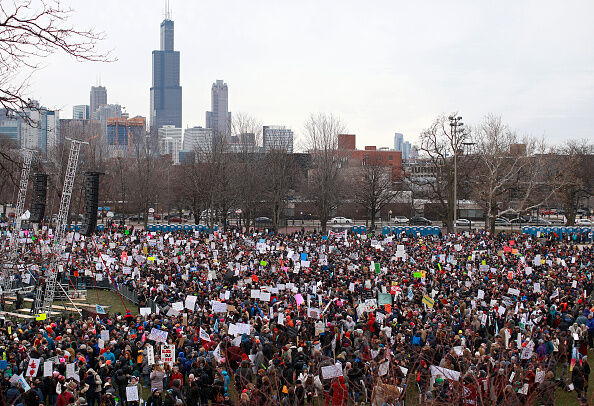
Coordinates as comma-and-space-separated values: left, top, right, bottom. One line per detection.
230, 112, 264, 229
353, 157, 398, 230
263, 148, 296, 231
414, 114, 470, 232
303, 113, 346, 233
554, 139, 593, 225
0, 0, 111, 118
470, 115, 531, 232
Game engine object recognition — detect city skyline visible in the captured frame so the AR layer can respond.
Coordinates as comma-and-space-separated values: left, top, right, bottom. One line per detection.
23, 0, 594, 148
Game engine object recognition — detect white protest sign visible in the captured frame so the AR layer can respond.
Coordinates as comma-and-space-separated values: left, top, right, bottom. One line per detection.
126, 386, 139, 402
430, 365, 461, 381
161, 344, 175, 366
148, 328, 168, 344
26, 358, 40, 377
321, 364, 343, 379
185, 295, 197, 311
146, 345, 155, 366
508, 287, 520, 296
43, 361, 53, 377
212, 301, 228, 313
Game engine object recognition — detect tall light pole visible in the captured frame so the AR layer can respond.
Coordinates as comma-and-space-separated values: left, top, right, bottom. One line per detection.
449, 115, 464, 233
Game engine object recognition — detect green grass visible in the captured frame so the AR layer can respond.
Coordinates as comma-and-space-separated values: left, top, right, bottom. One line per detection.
83, 288, 138, 315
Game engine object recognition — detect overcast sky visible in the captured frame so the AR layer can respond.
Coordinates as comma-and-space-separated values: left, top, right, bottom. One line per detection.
30, 0, 593, 149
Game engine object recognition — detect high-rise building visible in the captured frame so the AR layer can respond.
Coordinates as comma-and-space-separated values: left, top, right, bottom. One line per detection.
20, 101, 59, 154
158, 125, 182, 164
183, 126, 213, 155
90, 86, 107, 119
73, 105, 90, 120
263, 125, 294, 153
150, 16, 182, 131
106, 116, 146, 157
95, 104, 122, 138
0, 109, 21, 146
402, 141, 411, 160
205, 80, 231, 139
394, 132, 404, 152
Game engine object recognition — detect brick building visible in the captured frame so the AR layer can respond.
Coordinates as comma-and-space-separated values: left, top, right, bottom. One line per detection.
338, 133, 403, 180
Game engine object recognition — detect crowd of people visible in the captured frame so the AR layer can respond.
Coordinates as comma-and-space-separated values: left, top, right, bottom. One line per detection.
1, 223, 593, 405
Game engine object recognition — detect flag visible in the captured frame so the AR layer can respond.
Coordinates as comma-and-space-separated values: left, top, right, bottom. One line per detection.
199, 327, 211, 342
96, 305, 106, 314
213, 344, 222, 362
550, 288, 559, 300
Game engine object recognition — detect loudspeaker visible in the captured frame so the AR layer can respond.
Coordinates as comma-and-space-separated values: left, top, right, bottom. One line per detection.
80, 172, 101, 236
30, 173, 48, 223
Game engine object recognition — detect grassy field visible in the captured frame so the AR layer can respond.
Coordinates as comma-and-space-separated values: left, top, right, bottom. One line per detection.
82, 288, 138, 315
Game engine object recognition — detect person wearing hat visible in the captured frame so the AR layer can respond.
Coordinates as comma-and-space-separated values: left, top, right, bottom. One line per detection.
146, 388, 163, 406
126, 376, 143, 406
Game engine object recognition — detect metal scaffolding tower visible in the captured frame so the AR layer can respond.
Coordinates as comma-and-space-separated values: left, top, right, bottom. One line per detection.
34, 139, 87, 316
2, 149, 34, 292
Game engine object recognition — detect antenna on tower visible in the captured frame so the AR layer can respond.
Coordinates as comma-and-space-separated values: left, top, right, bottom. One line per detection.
165, 0, 171, 20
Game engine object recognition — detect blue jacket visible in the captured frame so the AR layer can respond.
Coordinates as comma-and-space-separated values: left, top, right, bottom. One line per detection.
587, 317, 594, 332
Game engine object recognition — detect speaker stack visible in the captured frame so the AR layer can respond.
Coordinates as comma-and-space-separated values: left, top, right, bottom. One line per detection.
30, 173, 48, 223
80, 172, 101, 236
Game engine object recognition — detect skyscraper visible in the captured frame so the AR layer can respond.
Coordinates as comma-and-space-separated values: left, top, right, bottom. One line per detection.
206, 80, 231, 139
394, 132, 404, 152
73, 105, 90, 120
402, 141, 411, 159
90, 86, 107, 119
150, 14, 182, 131
20, 101, 59, 155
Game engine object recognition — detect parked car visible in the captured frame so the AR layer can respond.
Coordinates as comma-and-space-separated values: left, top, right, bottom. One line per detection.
128, 214, 145, 221
576, 218, 593, 226
254, 216, 272, 224
330, 216, 353, 224
494, 217, 510, 225
169, 216, 183, 223
409, 216, 432, 226
510, 217, 529, 224
455, 218, 471, 226
392, 216, 409, 224
527, 217, 552, 226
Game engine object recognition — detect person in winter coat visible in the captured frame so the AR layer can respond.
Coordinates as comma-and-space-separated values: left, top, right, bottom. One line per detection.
150, 364, 166, 392
539, 371, 556, 406
84, 369, 99, 406
168, 366, 183, 389
236, 358, 253, 392
6, 381, 24, 406
145, 389, 163, 406
56, 381, 75, 406
330, 376, 348, 406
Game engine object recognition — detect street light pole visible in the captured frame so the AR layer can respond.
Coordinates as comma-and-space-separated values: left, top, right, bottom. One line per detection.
449, 115, 464, 234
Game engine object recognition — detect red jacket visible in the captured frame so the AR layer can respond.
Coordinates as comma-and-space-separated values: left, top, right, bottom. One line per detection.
57, 391, 73, 406
331, 377, 348, 405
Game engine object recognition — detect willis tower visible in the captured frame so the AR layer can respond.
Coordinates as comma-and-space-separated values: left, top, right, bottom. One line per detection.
150, 9, 182, 131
